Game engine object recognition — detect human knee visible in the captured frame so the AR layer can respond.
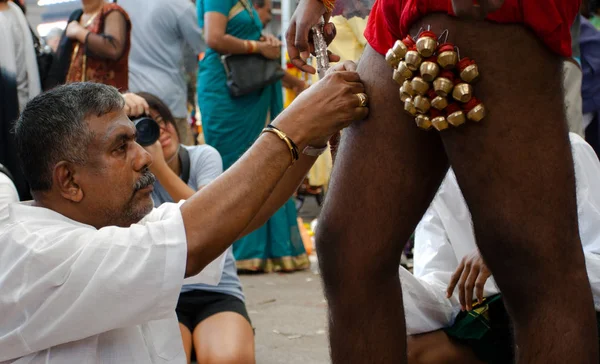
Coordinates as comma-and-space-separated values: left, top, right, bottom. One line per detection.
198, 347, 255, 364
407, 335, 448, 364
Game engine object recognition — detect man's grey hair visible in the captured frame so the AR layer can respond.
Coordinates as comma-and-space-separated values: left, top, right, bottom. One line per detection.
14, 82, 125, 191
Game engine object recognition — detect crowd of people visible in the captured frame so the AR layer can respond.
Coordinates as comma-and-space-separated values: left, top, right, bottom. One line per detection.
2, 0, 600, 363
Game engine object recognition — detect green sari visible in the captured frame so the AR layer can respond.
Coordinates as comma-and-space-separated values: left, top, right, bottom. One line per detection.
197, 0, 308, 272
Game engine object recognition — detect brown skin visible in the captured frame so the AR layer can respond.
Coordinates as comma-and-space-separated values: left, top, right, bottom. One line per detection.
312, 9, 597, 364
407, 331, 485, 364
447, 251, 492, 311
34, 110, 154, 229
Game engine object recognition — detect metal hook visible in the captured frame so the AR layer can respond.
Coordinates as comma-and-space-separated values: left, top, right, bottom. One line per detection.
438, 29, 449, 44
412, 26, 423, 39
455, 45, 461, 60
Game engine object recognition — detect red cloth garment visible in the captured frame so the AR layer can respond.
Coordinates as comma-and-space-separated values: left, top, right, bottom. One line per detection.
66, 3, 131, 91
364, 0, 580, 57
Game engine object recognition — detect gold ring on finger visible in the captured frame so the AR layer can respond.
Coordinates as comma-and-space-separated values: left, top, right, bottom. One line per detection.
356, 93, 368, 108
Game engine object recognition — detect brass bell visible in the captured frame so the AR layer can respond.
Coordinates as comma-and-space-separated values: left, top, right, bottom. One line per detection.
460, 64, 479, 83
458, 57, 480, 83
445, 104, 466, 127
452, 82, 473, 103
465, 98, 486, 121
385, 49, 401, 68
392, 40, 408, 60
413, 95, 431, 114
415, 114, 433, 130
404, 99, 417, 116
416, 31, 438, 58
393, 61, 413, 85
430, 109, 449, 131
419, 59, 440, 82
411, 77, 429, 96
399, 80, 414, 102
431, 95, 448, 110
404, 49, 422, 71
433, 71, 454, 97
436, 43, 458, 70
432, 116, 449, 131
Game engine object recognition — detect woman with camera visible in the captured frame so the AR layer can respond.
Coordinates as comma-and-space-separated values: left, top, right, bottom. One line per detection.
198, 0, 310, 273
134, 92, 255, 364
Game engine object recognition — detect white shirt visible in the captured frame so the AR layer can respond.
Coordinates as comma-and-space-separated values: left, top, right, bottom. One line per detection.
0, 202, 188, 363
0, 173, 19, 219
401, 133, 600, 335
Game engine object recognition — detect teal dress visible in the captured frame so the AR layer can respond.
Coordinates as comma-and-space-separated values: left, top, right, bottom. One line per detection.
197, 0, 308, 272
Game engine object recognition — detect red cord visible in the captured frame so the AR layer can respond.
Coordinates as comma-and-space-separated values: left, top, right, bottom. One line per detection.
445, 103, 462, 115
438, 70, 454, 81
437, 43, 455, 54
430, 108, 443, 118
427, 89, 438, 99
419, 31, 437, 40
403, 35, 416, 48
463, 97, 481, 112
458, 57, 476, 72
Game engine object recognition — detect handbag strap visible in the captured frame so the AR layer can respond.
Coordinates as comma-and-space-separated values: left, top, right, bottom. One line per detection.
238, 0, 263, 37
179, 145, 191, 185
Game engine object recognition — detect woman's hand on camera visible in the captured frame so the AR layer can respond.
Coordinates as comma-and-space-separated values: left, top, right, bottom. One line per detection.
274, 60, 368, 148
123, 93, 150, 117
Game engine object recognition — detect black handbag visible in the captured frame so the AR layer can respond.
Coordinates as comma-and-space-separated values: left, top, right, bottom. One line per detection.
220, 0, 284, 98
29, 26, 54, 88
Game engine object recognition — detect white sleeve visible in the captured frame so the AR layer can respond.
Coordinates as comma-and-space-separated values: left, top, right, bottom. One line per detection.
570, 133, 600, 310
401, 204, 461, 335
177, 1, 206, 54
5, 203, 187, 355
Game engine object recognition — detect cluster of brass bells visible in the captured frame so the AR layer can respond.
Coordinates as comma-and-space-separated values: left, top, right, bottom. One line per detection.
386, 30, 487, 131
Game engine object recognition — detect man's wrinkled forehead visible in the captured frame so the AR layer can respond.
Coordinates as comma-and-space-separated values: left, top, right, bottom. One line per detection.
85, 109, 134, 146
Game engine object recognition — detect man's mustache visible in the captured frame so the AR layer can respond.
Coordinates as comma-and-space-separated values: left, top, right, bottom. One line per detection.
134, 169, 156, 191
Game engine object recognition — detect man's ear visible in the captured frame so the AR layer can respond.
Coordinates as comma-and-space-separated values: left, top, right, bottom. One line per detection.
54, 161, 84, 202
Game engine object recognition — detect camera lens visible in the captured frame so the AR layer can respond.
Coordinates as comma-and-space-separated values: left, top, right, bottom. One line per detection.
133, 117, 160, 146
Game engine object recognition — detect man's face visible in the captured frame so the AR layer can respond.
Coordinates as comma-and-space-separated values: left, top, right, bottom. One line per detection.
255, 0, 272, 27
77, 110, 155, 227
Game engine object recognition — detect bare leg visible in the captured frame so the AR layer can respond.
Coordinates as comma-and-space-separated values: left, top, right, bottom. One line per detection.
412, 14, 598, 363
178, 323, 193, 364
316, 46, 449, 363
407, 331, 484, 364
193, 312, 255, 364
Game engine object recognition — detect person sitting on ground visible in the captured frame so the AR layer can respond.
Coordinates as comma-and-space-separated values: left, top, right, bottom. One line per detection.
0, 59, 367, 362
135, 92, 254, 364
400, 132, 600, 364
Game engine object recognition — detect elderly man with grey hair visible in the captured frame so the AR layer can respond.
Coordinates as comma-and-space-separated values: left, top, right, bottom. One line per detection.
0, 62, 367, 362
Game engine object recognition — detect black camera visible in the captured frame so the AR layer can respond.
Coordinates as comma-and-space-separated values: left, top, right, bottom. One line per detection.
133, 117, 160, 146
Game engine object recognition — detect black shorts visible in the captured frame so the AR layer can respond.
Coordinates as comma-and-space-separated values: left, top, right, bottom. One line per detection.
175, 290, 251, 333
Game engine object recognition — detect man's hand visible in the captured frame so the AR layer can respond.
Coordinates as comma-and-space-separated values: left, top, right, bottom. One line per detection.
452, 0, 506, 19
286, 0, 340, 74
446, 251, 492, 311
275, 60, 367, 147
122, 93, 150, 118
